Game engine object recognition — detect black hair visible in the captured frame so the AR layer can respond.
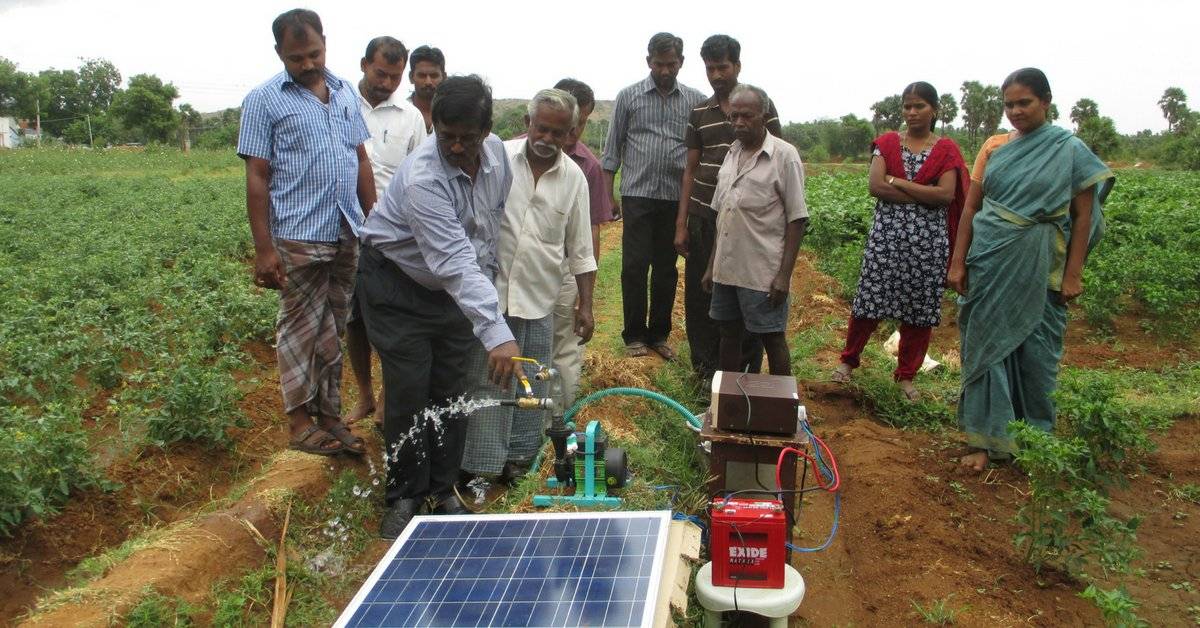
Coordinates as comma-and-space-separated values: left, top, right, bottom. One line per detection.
902, 81, 939, 110
364, 36, 408, 66
647, 32, 683, 58
1002, 67, 1052, 102
432, 75, 493, 131
272, 9, 322, 47
554, 78, 595, 110
700, 34, 740, 64
408, 46, 446, 74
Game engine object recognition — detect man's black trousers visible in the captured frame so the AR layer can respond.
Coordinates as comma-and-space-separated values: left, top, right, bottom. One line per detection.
357, 244, 476, 504
620, 196, 678, 346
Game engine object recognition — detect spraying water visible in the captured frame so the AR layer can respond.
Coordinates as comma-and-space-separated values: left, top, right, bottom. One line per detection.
381, 396, 504, 480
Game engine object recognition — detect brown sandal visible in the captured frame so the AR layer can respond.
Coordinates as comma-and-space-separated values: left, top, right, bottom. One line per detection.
289, 425, 344, 456
327, 423, 366, 456
625, 341, 649, 357
649, 342, 676, 361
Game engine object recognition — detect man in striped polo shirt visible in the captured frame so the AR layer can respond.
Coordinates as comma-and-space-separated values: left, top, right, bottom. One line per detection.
603, 32, 705, 361
238, 9, 376, 456
674, 34, 783, 383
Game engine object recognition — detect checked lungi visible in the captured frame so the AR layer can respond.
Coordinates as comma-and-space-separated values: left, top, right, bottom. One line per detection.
461, 315, 553, 476
273, 223, 358, 420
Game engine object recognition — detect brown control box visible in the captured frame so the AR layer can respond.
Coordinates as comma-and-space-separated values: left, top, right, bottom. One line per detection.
710, 371, 799, 435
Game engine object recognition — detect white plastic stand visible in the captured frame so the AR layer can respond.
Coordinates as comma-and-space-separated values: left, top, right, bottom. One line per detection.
694, 562, 805, 627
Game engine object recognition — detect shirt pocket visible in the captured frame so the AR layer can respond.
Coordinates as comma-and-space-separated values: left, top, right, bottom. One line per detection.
535, 204, 567, 245
274, 112, 307, 153
373, 128, 407, 169
332, 99, 359, 151
732, 174, 777, 213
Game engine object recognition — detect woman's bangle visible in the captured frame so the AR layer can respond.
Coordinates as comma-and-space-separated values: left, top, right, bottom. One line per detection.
887, 175, 896, 185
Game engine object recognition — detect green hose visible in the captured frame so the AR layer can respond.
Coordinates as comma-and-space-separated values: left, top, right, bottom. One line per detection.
525, 387, 702, 479
564, 386, 702, 430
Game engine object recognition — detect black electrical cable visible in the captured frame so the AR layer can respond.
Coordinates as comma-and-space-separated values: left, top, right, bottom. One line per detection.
736, 371, 774, 493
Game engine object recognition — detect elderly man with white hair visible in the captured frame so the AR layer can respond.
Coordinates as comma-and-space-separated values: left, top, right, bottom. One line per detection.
461, 88, 597, 483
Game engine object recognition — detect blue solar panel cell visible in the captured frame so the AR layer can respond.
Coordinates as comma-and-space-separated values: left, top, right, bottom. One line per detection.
335, 511, 670, 628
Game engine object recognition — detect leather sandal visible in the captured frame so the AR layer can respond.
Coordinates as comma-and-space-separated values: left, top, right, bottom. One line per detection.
288, 425, 344, 456
326, 423, 366, 456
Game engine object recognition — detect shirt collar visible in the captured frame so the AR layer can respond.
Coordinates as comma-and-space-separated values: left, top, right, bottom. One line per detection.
640, 75, 679, 96
356, 84, 407, 111
439, 134, 500, 181
516, 138, 565, 173
278, 68, 340, 92
731, 132, 776, 162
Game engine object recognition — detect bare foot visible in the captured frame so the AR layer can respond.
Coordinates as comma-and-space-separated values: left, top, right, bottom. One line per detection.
832, 363, 853, 383
345, 398, 375, 424
898, 380, 919, 402
959, 450, 989, 472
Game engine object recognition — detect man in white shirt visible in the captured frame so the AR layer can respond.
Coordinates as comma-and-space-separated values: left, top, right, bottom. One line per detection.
462, 88, 597, 482
345, 36, 429, 426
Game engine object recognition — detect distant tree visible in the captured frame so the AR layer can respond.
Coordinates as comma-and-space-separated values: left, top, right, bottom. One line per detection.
960, 81, 1002, 142
937, 92, 958, 131
1077, 116, 1120, 159
194, 107, 241, 149
1159, 87, 1189, 134
178, 103, 202, 128
870, 94, 903, 132
835, 114, 875, 158
75, 58, 121, 113
491, 105, 526, 141
980, 85, 1003, 136
111, 74, 179, 143
0, 57, 34, 115
1070, 98, 1100, 128
1047, 103, 1061, 123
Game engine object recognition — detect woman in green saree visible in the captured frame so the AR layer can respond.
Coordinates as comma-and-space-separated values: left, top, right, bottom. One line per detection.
947, 68, 1115, 471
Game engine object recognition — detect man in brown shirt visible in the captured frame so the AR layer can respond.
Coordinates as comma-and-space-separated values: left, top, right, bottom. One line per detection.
702, 85, 808, 376
675, 35, 782, 383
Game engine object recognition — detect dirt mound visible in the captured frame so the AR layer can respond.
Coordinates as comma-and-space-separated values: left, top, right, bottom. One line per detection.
20, 451, 334, 627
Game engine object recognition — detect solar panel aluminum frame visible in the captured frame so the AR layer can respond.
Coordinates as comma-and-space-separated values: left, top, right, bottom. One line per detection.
334, 510, 673, 628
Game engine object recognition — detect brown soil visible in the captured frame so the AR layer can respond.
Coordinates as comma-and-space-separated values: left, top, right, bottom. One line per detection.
22, 451, 336, 627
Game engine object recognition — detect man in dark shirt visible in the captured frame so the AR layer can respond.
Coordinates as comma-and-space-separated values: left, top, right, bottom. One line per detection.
674, 34, 782, 383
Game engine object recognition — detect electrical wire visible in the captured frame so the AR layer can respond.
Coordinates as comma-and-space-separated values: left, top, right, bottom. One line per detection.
736, 370, 775, 493
784, 420, 841, 552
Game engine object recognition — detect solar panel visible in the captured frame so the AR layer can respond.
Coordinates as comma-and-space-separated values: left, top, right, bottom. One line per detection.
334, 510, 672, 628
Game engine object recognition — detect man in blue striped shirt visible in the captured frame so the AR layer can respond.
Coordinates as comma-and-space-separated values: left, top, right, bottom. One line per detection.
238, 9, 376, 457
603, 32, 705, 361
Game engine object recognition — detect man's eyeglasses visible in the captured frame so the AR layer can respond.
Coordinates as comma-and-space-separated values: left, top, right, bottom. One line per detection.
436, 132, 483, 149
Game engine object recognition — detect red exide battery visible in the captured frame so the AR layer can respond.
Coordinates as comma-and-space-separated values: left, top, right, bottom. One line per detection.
709, 498, 787, 589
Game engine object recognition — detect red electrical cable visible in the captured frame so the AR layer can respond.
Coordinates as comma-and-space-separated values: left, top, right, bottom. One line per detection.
776, 433, 841, 493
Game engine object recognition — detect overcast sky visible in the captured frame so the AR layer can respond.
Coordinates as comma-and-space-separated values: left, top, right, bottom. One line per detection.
2, 0, 1196, 133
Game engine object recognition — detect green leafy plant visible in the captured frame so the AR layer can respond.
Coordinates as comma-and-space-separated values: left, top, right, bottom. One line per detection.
145, 358, 245, 448
0, 404, 104, 536
1011, 377, 1155, 578
911, 595, 965, 625
1079, 585, 1147, 628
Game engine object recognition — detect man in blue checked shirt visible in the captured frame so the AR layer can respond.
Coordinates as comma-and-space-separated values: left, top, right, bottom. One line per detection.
237, 8, 376, 458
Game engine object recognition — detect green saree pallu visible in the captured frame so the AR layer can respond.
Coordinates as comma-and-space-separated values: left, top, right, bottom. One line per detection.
958, 124, 1115, 455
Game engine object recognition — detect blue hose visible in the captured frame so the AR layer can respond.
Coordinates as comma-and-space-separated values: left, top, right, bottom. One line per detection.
563, 387, 702, 430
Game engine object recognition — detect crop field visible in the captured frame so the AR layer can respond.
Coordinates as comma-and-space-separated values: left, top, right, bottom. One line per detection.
1, 149, 1198, 626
